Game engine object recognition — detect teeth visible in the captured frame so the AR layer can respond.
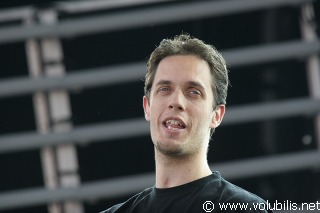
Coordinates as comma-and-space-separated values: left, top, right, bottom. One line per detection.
166, 119, 181, 126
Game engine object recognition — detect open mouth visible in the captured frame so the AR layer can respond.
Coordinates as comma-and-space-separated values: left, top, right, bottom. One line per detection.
163, 118, 186, 131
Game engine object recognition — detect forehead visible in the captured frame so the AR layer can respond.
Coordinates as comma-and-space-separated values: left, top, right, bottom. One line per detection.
154, 55, 212, 88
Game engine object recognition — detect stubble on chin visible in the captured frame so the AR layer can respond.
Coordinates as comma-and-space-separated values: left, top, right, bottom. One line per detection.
154, 141, 185, 157
154, 137, 202, 159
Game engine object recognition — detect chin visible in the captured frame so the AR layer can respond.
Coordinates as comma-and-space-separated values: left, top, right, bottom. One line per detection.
155, 142, 194, 158
155, 141, 182, 156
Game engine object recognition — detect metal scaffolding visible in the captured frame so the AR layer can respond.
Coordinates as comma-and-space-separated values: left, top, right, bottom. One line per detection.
0, 0, 319, 212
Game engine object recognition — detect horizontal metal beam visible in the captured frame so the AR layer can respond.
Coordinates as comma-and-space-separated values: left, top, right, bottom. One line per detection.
0, 6, 34, 22
223, 98, 320, 124
0, 0, 173, 22
56, 0, 174, 13
0, 118, 149, 153
0, 172, 155, 211
216, 150, 320, 180
224, 40, 320, 67
0, 40, 319, 98
0, 150, 318, 211
0, 62, 146, 98
0, 0, 314, 44
0, 98, 319, 154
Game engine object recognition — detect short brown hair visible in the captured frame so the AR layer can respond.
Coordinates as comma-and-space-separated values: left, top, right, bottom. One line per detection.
144, 34, 229, 106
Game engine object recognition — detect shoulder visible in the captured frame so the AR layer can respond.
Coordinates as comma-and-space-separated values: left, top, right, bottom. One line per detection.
100, 187, 153, 213
219, 176, 265, 204
205, 172, 273, 212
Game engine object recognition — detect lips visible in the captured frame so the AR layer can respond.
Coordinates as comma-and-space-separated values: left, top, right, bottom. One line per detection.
163, 117, 186, 131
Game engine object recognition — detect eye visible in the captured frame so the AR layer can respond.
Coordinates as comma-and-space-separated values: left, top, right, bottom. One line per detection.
158, 87, 171, 93
189, 89, 201, 96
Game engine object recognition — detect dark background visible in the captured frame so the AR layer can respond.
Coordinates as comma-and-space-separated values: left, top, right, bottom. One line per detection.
0, 0, 319, 212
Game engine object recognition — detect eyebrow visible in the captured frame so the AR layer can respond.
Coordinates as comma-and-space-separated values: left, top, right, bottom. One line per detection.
155, 80, 172, 87
155, 80, 206, 91
187, 81, 206, 91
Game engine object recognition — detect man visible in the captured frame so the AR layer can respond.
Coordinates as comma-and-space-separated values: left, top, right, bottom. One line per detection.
102, 34, 272, 212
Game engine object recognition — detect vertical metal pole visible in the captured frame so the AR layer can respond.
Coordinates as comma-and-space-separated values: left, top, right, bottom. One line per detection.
38, 9, 84, 213
300, 3, 320, 149
25, 7, 84, 213
24, 16, 62, 213
258, 9, 278, 198
261, 9, 278, 154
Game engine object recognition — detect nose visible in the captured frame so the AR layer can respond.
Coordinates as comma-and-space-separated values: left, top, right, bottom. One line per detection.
168, 90, 186, 111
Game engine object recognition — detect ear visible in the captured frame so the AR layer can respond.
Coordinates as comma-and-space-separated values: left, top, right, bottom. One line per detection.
143, 96, 151, 121
210, 105, 225, 129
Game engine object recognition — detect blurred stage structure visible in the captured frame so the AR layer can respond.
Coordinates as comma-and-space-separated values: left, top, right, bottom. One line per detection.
0, 0, 319, 212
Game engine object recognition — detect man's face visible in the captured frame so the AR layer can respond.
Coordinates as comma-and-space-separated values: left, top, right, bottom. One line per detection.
143, 55, 225, 157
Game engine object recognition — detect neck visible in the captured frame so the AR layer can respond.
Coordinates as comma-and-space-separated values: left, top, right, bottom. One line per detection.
155, 148, 212, 188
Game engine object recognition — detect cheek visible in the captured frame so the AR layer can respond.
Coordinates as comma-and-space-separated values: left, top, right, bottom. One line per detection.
151, 99, 165, 111
192, 107, 213, 125
149, 103, 162, 120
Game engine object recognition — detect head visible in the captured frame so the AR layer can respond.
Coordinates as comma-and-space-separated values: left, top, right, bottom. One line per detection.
143, 34, 229, 158
145, 34, 229, 108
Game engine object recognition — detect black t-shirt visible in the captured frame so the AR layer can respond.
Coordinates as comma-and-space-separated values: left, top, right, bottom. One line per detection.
101, 172, 273, 213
